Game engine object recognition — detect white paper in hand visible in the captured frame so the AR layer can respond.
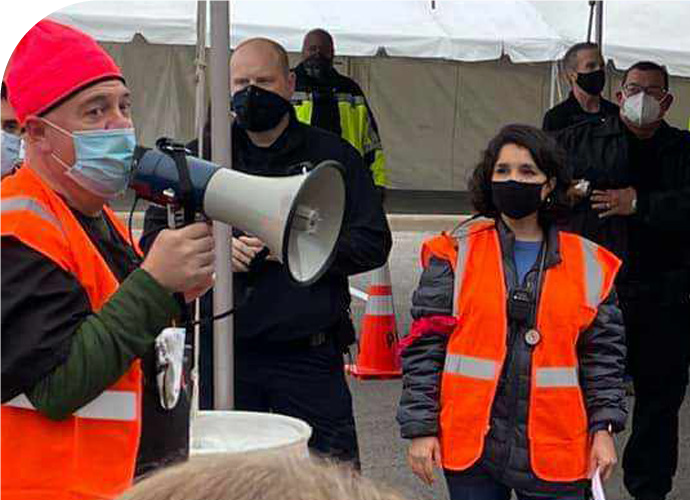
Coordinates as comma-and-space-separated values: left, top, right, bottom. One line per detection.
591, 466, 607, 500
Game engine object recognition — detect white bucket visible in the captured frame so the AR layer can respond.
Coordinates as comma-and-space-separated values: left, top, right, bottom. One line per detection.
190, 411, 312, 458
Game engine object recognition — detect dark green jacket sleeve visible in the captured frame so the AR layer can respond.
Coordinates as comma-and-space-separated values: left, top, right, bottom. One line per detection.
27, 269, 180, 420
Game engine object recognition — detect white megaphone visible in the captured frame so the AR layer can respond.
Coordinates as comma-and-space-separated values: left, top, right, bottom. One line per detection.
130, 143, 346, 285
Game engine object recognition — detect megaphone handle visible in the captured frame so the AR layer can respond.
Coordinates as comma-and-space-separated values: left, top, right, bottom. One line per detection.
247, 246, 270, 274
164, 142, 196, 226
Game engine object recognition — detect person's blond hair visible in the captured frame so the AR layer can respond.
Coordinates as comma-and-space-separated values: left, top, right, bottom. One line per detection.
118, 452, 408, 500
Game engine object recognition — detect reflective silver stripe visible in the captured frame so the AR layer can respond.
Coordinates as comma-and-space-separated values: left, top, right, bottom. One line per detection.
449, 218, 496, 316
1, 197, 62, 232
366, 294, 394, 316
335, 93, 366, 106
444, 354, 497, 380
535, 367, 579, 388
3, 390, 137, 421
580, 239, 604, 309
452, 237, 470, 316
291, 91, 310, 102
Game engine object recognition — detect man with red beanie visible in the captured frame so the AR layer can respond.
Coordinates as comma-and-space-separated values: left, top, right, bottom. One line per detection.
1, 19, 215, 499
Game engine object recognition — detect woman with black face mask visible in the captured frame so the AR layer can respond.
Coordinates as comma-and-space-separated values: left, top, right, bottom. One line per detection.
397, 124, 627, 500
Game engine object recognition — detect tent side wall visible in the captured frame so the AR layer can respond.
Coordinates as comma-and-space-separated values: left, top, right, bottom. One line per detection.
100, 40, 690, 192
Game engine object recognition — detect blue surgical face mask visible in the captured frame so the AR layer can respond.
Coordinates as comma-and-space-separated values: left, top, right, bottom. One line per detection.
45, 120, 136, 199
1, 130, 22, 177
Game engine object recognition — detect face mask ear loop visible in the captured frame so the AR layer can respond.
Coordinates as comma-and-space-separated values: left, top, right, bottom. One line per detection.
41, 118, 72, 139
42, 119, 75, 168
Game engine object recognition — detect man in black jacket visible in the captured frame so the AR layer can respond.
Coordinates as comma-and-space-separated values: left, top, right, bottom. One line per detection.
291, 29, 387, 188
555, 61, 690, 500
542, 42, 619, 132
142, 38, 391, 466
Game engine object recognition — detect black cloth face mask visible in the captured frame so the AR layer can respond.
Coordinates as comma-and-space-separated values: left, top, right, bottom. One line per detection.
492, 180, 545, 220
231, 85, 292, 132
575, 69, 606, 96
303, 54, 333, 82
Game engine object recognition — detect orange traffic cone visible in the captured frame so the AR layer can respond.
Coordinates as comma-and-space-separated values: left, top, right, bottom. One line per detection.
346, 263, 401, 379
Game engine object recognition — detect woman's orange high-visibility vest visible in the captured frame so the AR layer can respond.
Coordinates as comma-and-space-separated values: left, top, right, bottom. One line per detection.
1, 166, 143, 500
421, 218, 620, 482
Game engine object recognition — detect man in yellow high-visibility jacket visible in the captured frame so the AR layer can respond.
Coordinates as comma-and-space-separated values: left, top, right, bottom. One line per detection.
292, 29, 387, 188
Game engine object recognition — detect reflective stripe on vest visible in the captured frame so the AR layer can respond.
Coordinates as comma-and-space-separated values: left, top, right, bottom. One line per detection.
4, 391, 137, 422
444, 354, 497, 381
451, 218, 494, 316
1, 196, 64, 234
581, 238, 605, 309
534, 367, 579, 388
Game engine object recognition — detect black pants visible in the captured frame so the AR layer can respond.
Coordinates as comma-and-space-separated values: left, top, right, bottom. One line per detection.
621, 296, 690, 500
444, 471, 585, 500
234, 336, 360, 467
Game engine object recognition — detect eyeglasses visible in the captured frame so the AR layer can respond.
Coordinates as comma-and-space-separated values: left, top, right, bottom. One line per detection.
623, 83, 668, 99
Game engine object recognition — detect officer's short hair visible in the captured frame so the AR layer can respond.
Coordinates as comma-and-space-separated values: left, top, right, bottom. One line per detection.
563, 42, 602, 73
233, 38, 290, 77
623, 61, 670, 91
118, 453, 408, 500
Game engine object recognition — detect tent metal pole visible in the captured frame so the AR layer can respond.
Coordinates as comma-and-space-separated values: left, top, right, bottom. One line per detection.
191, 0, 208, 418
595, 1, 604, 48
550, 60, 558, 108
210, 0, 234, 410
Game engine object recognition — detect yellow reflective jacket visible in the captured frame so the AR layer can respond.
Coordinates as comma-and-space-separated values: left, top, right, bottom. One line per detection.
292, 65, 387, 187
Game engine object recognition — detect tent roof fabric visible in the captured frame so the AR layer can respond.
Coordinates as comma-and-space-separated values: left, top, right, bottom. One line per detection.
50, 0, 690, 77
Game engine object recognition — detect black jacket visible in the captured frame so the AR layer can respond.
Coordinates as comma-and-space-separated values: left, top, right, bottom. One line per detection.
141, 112, 391, 345
397, 219, 627, 495
554, 116, 690, 300
542, 92, 619, 132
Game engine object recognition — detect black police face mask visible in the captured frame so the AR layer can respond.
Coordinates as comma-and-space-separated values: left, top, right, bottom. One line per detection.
231, 85, 292, 132
492, 180, 546, 220
303, 54, 333, 81
576, 69, 606, 96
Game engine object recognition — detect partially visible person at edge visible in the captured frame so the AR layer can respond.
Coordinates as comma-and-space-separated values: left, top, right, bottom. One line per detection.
141, 37, 392, 468
556, 61, 690, 500
1, 19, 215, 500
542, 42, 619, 132
292, 28, 387, 190
2, 81, 23, 178
117, 453, 408, 500
397, 124, 627, 500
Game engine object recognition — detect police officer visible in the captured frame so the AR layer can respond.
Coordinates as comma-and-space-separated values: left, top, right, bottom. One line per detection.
292, 29, 387, 188
142, 38, 392, 466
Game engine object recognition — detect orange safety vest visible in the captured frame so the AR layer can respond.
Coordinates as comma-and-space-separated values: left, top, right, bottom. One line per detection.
1, 165, 143, 500
421, 218, 620, 482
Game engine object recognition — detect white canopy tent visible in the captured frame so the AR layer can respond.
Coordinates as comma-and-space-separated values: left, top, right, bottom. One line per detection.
49, 1, 690, 191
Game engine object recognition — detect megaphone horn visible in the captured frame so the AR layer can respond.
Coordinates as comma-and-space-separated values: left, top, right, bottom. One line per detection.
131, 146, 346, 285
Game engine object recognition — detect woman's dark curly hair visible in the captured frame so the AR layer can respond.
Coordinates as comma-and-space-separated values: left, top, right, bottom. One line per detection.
469, 124, 571, 226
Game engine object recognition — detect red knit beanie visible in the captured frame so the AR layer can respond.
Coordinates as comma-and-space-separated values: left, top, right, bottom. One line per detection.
5, 19, 123, 124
